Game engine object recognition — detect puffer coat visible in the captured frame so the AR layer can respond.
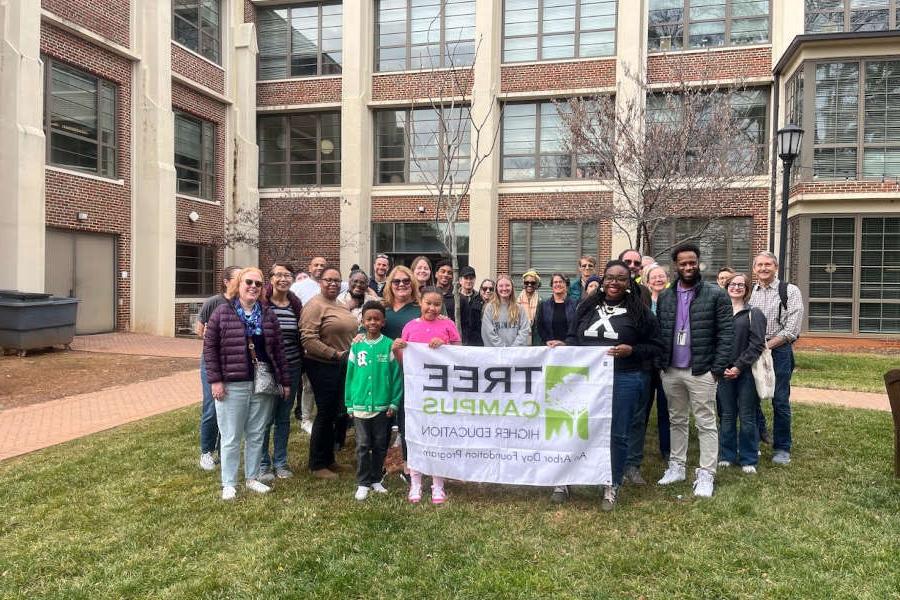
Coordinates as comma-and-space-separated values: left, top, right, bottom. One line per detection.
203, 300, 290, 387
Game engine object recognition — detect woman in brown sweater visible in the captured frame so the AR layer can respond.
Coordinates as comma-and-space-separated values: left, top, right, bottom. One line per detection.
300, 266, 359, 478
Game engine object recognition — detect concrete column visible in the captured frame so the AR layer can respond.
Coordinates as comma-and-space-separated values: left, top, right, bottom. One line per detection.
132, 0, 177, 335
339, 0, 374, 272
228, 15, 259, 268
0, 0, 46, 293
467, 0, 502, 278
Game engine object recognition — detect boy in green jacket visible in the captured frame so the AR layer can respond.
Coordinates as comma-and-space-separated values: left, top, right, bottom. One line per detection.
345, 301, 403, 501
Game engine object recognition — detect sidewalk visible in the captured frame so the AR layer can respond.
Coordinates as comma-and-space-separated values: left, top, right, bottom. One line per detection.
71, 332, 201, 358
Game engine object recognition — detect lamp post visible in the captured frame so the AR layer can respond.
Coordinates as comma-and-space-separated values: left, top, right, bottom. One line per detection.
776, 124, 803, 281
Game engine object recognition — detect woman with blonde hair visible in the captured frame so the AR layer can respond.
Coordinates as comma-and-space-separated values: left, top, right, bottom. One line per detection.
482, 275, 531, 347
410, 256, 433, 290
382, 265, 422, 340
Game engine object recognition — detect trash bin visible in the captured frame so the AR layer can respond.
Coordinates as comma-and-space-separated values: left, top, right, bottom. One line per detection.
0, 290, 79, 356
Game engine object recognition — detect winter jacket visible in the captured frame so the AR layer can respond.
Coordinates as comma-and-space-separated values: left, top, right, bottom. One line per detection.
344, 335, 403, 413
656, 279, 734, 377
533, 297, 577, 343
203, 301, 290, 387
460, 294, 484, 346
730, 306, 767, 374
482, 301, 531, 347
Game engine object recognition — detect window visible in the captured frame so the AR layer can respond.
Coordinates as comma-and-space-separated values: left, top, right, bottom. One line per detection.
651, 217, 753, 281
805, 0, 900, 33
44, 59, 117, 178
258, 112, 341, 187
376, 0, 475, 71
503, 0, 616, 63
509, 221, 598, 282
173, 0, 221, 63
502, 101, 602, 181
375, 107, 470, 184
257, 3, 342, 80
174, 112, 216, 200
372, 222, 469, 268
176, 243, 216, 297
648, 0, 769, 51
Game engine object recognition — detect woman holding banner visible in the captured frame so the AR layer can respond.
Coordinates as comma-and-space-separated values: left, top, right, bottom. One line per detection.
560, 260, 663, 510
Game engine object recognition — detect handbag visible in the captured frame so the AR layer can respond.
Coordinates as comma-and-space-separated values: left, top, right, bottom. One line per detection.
248, 338, 281, 397
748, 310, 775, 400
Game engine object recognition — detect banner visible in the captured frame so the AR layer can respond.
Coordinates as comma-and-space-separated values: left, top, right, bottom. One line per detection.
403, 343, 613, 486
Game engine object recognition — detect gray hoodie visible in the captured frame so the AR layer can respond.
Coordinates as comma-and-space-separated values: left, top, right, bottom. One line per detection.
481, 302, 531, 347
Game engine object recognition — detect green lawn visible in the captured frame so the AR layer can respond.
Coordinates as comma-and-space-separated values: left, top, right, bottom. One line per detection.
1, 404, 898, 599
794, 351, 896, 394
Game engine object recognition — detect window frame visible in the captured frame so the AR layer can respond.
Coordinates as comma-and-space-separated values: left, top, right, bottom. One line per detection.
256, 2, 343, 80
175, 243, 217, 298
172, 0, 222, 64
648, 0, 771, 53
501, 0, 618, 64
257, 111, 342, 188
804, 0, 899, 34
375, 0, 476, 72
371, 221, 470, 268
43, 57, 118, 179
508, 220, 599, 282
650, 216, 754, 281
174, 111, 217, 201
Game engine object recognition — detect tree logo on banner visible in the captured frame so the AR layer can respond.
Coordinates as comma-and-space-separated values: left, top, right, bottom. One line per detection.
543, 366, 590, 441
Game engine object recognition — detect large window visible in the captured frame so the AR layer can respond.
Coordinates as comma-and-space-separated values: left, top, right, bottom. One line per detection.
176, 243, 216, 297
501, 101, 601, 181
258, 112, 341, 187
503, 0, 616, 63
372, 222, 469, 268
808, 59, 900, 180
173, 0, 221, 63
648, 0, 770, 51
376, 0, 475, 71
375, 107, 470, 184
651, 217, 753, 281
44, 59, 117, 178
509, 221, 598, 282
805, 0, 900, 33
175, 112, 216, 200
257, 3, 342, 80
806, 215, 899, 334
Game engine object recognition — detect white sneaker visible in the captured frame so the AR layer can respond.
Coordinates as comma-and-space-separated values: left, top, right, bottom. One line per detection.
692, 468, 715, 498
741, 465, 757, 475
657, 461, 686, 485
245, 479, 272, 494
199, 452, 216, 471
301, 420, 313, 434
221, 485, 236, 500
371, 482, 388, 494
717, 460, 732, 468
355, 485, 370, 501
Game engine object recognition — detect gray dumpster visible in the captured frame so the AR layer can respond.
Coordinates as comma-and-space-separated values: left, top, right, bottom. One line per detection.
0, 290, 79, 356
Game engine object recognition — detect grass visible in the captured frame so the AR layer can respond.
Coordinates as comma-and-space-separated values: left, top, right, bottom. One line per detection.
793, 351, 895, 394
1, 404, 898, 599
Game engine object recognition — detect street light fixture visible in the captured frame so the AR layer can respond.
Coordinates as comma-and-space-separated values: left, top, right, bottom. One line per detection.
776, 123, 803, 281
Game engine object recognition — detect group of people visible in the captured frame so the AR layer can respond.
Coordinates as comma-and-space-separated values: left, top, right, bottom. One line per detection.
195, 245, 803, 510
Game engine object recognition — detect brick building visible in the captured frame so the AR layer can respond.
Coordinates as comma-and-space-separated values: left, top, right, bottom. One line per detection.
0, 1, 897, 337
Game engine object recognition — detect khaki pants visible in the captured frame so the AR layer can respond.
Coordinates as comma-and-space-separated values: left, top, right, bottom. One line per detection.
660, 367, 719, 474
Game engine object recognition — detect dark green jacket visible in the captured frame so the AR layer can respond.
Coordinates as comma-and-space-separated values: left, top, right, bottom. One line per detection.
655, 279, 733, 377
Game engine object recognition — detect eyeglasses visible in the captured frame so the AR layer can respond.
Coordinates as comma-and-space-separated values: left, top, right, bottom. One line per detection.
523, 281, 537, 287
321, 278, 341, 285
623, 260, 641, 266
481, 286, 494, 292
244, 279, 264, 288
602, 275, 630, 284
272, 273, 293, 279
391, 278, 411, 287
580, 263, 595, 269
728, 283, 746, 289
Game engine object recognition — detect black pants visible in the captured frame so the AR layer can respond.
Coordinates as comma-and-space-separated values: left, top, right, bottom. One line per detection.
305, 359, 348, 471
355, 412, 390, 486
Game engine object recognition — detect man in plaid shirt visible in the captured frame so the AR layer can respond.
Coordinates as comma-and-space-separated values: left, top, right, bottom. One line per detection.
748, 251, 804, 466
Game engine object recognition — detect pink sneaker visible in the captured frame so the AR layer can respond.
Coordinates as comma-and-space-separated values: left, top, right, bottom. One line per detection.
408, 483, 422, 504
431, 486, 447, 505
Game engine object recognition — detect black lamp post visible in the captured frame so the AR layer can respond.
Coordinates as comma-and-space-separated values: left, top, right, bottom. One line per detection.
776, 123, 803, 281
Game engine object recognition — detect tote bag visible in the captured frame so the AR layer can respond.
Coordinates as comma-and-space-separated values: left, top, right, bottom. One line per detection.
749, 311, 775, 400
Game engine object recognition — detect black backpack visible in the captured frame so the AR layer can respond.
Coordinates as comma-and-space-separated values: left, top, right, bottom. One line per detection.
776, 280, 797, 339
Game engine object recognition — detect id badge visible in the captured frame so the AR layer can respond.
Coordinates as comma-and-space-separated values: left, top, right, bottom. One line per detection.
676, 330, 687, 346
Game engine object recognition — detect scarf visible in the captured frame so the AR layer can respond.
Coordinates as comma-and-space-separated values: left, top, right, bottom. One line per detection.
233, 298, 263, 337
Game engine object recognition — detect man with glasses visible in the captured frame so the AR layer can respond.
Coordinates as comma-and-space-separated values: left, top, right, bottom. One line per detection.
369, 254, 390, 297
569, 255, 596, 302
619, 248, 652, 306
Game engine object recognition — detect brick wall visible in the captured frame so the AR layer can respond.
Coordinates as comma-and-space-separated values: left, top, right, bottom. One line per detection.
172, 44, 226, 94
258, 196, 343, 270
500, 59, 616, 94
647, 47, 772, 84
496, 192, 613, 276
371, 195, 470, 222
175, 198, 225, 291
243, 0, 256, 24
789, 215, 801, 283
372, 70, 474, 102
42, 0, 130, 47
790, 180, 900, 196
257, 77, 342, 106
42, 24, 133, 331
174, 301, 204, 336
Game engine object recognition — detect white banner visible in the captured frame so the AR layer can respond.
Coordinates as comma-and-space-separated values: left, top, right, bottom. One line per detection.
403, 343, 613, 486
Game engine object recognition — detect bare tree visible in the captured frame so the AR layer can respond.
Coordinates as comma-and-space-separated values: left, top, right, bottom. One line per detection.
557, 62, 766, 257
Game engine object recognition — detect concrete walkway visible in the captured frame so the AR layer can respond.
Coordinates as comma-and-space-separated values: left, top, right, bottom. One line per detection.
71, 332, 201, 358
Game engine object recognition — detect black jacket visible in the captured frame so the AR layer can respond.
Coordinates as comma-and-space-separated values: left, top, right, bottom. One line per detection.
566, 301, 663, 372
656, 279, 734, 377
730, 306, 767, 373
533, 297, 577, 343
460, 294, 484, 346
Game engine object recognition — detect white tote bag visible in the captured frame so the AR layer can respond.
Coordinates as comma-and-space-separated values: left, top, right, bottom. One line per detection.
749, 311, 775, 400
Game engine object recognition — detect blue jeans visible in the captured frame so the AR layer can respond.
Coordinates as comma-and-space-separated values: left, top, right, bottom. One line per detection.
611, 370, 644, 486
261, 365, 301, 470
626, 370, 670, 468
718, 371, 759, 466
215, 381, 274, 488
757, 344, 794, 452
199, 353, 219, 455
